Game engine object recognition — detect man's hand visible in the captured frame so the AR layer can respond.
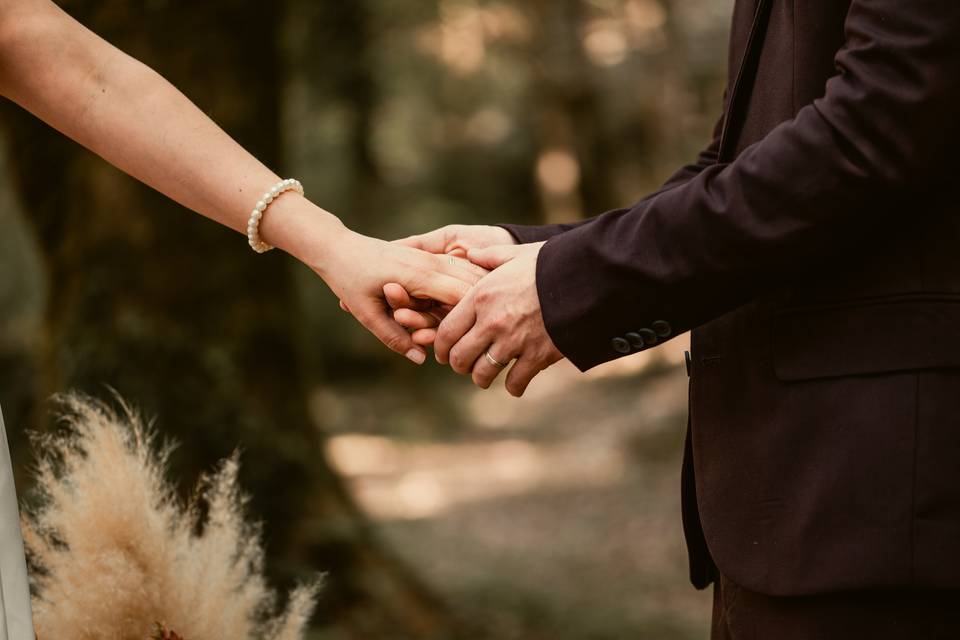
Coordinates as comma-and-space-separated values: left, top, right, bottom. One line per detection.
394, 224, 516, 257
432, 242, 563, 397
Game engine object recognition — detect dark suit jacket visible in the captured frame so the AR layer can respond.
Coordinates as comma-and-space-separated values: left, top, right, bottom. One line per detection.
502, 0, 960, 596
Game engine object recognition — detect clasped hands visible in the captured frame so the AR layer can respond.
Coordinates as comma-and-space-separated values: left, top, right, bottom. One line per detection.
341, 225, 563, 397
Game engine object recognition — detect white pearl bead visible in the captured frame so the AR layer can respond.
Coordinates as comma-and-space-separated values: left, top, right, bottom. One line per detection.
246, 179, 301, 254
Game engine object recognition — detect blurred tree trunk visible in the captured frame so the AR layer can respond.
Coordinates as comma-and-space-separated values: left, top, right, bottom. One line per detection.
286, 0, 385, 235
530, 0, 619, 222
1, 1, 450, 637
332, 1, 384, 232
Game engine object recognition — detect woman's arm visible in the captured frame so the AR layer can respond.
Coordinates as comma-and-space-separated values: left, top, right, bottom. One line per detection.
0, 0, 483, 363
0, 0, 299, 242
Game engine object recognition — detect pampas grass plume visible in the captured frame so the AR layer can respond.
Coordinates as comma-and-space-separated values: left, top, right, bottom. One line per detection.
22, 394, 320, 640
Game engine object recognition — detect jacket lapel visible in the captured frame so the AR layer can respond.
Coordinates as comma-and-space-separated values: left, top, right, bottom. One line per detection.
718, 0, 774, 162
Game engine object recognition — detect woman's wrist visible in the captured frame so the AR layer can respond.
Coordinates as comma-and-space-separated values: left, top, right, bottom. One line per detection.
256, 193, 351, 266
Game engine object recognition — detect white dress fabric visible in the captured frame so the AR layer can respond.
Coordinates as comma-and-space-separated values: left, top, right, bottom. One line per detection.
0, 407, 34, 639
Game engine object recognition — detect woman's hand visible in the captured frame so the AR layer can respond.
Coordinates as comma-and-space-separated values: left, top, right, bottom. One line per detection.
306, 225, 487, 364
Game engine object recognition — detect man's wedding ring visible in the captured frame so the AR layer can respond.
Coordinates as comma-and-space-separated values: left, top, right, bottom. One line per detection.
485, 350, 508, 369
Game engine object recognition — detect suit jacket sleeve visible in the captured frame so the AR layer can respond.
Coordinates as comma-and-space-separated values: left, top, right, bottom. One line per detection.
536, 0, 960, 370
499, 111, 726, 244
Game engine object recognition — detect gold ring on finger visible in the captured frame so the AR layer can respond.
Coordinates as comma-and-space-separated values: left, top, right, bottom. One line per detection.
485, 350, 508, 369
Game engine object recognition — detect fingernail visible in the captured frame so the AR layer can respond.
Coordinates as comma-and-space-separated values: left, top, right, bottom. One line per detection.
406, 348, 426, 365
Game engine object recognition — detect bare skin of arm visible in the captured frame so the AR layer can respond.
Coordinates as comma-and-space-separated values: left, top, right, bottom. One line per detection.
0, 0, 484, 363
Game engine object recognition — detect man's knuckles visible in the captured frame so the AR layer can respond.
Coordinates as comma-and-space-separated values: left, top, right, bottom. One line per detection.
434, 320, 458, 348
449, 348, 473, 373
472, 283, 495, 306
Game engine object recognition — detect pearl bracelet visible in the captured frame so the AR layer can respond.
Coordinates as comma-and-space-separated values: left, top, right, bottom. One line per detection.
246, 178, 304, 253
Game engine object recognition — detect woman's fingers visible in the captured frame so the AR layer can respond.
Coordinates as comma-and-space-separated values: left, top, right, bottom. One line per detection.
440, 253, 489, 283
331, 237, 488, 361
353, 299, 427, 365
383, 248, 486, 317
393, 246, 486, 306
394, 307, 440, 330
411, 328, 438, 346
328, 235, 485, 361
410, 272, 474, 307
383, 283, 434, 312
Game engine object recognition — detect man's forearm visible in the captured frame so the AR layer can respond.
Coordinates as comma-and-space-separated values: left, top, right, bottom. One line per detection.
499, 217, 602, 244
534, 0, 960, 370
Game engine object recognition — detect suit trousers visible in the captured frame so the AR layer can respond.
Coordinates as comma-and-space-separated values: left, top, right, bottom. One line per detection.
711, 574, 960, 640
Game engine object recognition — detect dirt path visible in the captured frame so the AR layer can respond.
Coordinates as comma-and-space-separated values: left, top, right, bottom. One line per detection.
325, 339, 712, 639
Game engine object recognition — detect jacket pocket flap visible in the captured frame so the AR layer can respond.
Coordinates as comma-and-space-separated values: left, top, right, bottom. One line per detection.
774, 296, 960, 381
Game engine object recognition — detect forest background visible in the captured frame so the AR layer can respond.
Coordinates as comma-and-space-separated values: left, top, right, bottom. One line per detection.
0, 1, 730, 637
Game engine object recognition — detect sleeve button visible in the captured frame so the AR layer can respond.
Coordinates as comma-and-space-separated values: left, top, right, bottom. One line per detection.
638, 328, 659, 346
611, 337, 632, 354
652, 320, 673, 338
625, 332, 646, 349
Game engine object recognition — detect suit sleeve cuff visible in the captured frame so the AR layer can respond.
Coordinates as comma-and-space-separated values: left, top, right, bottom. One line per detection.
535, 224, 681, 372
498, 223, 570, 244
